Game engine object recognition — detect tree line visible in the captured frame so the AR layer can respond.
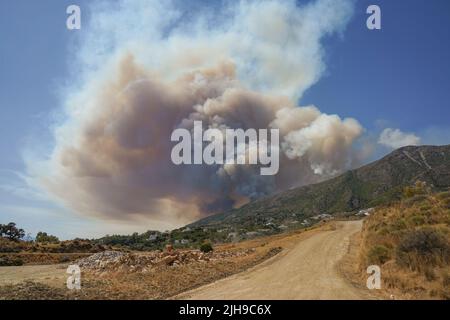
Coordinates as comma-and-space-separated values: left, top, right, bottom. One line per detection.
0, 222, 59, 243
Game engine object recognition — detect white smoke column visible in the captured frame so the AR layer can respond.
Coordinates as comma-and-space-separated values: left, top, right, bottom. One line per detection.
378, 128, 421, 149
28, 0, 363, 228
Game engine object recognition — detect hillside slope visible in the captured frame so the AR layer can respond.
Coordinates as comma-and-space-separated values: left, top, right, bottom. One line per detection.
191, 145, 450, 228
357, 188, 450, 299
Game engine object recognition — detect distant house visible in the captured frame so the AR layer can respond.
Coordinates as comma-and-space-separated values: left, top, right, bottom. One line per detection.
181, 239, 189, 245
356, 208, 375, 216
182, 227, 192, 233
312, 214, 332, 221
148, 234, 158, 241
227, 232, 238, 239
245, 231, 260, 238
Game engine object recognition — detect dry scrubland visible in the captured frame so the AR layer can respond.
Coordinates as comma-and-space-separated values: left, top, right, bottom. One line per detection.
0, 238, 110, 266
0, 234, 301, 300
0, 223, 336, 300
343, 185, 450, 299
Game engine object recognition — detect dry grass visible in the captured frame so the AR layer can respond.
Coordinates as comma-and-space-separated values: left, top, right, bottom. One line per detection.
0, 253, 91, 266
355, 188, 450, 299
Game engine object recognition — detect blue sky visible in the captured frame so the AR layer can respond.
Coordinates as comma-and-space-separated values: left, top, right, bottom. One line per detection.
302, 0, 450, 138
0, 0, 449, 239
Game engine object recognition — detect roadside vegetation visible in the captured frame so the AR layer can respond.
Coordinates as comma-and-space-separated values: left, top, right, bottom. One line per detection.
359, 181, 450, 299
0, 224, 109, 266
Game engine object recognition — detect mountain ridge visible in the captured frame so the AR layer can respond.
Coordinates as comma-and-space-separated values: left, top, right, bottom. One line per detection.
189, 145, 450, 228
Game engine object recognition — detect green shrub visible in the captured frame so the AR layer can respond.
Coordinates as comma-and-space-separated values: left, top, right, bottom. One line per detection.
404, 195, 428, 206
391, 218, 407, 231
409, 215, 425, 226
436, 191, 450, 200
419, 204, 432, 212
403, 181, 429, 199
396, 228, 450, 271
0, 256, 24, 266
367, 245, 391, 265
200, 242, 213, 253
60, 255, 71, 263
444, 199, 450, 209
0, 246, 21, 253
35, 232, 59, 244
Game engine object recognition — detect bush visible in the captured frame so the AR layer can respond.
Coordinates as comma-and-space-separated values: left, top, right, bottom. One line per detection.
0, 222, 25, 241
0, 245, 21, 253
0, 256, 24, 266
35, 232, 59, 244
424, 267, 436, 281
367, 245, 391, 264
396, 228, 450, 271
443, 271, 450, 287
200, 242, 213, 253
436, 191, 450, 200
59, 255, 71, 263
409, 215, 425, 226
391, 218, 407, 231
403, 181, 429, 199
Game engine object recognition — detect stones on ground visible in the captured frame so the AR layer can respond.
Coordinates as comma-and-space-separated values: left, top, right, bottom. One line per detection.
77, 248, 256, 274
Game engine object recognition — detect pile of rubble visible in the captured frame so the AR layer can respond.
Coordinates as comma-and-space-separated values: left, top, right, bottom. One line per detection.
77, 251, 126, 269
76, 248, 256, 274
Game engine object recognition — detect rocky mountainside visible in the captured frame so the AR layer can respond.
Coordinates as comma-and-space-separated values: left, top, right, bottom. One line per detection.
190, 145, 450, 228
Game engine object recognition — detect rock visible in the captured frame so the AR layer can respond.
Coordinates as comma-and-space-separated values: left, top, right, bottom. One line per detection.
160, 255, 177, 266
76, 247, 256, 274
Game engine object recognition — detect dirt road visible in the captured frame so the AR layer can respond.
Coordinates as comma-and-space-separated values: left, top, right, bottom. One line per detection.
177, 220, 369, 300
0, 264, 67, 287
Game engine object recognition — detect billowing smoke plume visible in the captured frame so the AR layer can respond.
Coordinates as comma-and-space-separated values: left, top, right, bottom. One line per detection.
31, 0, 363, 227
378, 128, 421, 149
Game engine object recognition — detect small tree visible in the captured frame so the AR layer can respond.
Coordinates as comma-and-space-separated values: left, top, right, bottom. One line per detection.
200, 242, 213, 253
0, 222, 25, 241
35, 232, 60, 243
